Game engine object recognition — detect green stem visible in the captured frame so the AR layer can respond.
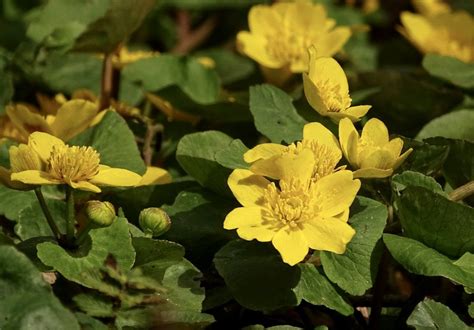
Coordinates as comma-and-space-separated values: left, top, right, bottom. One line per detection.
65, 186, 76, 245
34, 187, 61, 241
75, 220, 94, 246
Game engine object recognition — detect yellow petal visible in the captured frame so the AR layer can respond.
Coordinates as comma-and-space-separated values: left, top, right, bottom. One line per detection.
237, 32, 283, 69
307, 57, 349, 98
6, 104, 52, 137
28, 132, 64, 163
69, 180, 101, 193
244, 143, 286, 163
11, 170, 58, 185
392, 148, 413, 171
272, 228, 309, 266
333, 208, 350, 223
353, 168, 393, 179
277, 148, 315, 182
248, 5, 280, 35
91, 168, 142, 187
383, 138, 404, 157
137, 166, 172, 186
343, 105, 371, 120
359, 149, 397, 170
228, 169, 270, 207
249, 156, 283, 180
316, 26, 352, 57
399, 12, 432, 55
90, 110, 108, 127
260, 65, 294, 86
361, 118, 389, 146
9, 144, 43, 172
303, 217, 355, 253
303, 73, 329, 115
338, 118, 359, 166
225, 207, 277, 242
0, 166, 30, 190
303, 122, 341, 156
51, 100, 98, 141
314, 170, 360, 217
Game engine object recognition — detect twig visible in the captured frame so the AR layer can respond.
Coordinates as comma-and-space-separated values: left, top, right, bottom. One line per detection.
449, 180, 474, 202
143, 122, 163, 166
99, 52, 114, 110
171, 10, 218, 54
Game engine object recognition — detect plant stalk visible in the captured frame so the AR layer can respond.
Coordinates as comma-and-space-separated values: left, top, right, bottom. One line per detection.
34, 187, 61, 241
65, 186, 76, 246
449, 180, 474, 202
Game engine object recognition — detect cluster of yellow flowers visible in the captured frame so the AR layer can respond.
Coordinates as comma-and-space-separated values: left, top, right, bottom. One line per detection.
400, 0, 474, 63
225, 0, 413, 266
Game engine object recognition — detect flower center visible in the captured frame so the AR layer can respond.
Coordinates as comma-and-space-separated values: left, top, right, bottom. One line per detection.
314, 78, 352, 112
285, 140, 341, 181
265, 31, 313, 65
262, 179, 318, 230
48, 145, 100, 182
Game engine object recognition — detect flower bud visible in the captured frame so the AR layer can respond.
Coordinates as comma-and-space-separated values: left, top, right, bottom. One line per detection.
139, 207, 171, 237
86, 200, 116, 227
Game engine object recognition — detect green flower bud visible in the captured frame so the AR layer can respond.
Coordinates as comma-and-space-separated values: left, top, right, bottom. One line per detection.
86, 200, 116, 227
139, 207, 171, 237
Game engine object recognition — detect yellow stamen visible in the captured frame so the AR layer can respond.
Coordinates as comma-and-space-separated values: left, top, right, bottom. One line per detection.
48, 145, 100, 182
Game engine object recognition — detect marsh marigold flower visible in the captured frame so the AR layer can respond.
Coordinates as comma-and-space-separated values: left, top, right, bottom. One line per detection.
6, 100, 99, 142
225, 163, 360, 266
237, 0, 351, 84
399, 10, 474, 63
0, 142, 43, 190
244, 123, 343, 182
303, 48, 371, 122
10, 132, 142, 193
339, 118, 413, 179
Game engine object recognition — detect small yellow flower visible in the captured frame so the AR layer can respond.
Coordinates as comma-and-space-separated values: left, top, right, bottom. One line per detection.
6, 100, 99, 142
244, 122, 343, 182
399, 10, 474, 63
339, 118, 413, 179
10, 132, 142, 193
0, 115, 25, 143
225, 166, 360, 266
412, 0, 450, 16
303, 48, 371, 122
237, 0, 351, 79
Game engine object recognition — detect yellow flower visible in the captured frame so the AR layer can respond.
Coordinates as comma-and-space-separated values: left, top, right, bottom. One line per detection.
244, 122, 343, 182
6, 100, 99, 142
10, 132, 142, 193
137, 166, 172, 186
303, 48, 371, 122
399, 10, 474, 63
412, 0, 450, 16
339, 118, 413, 179
0, 115, 25, 143
237, 0, 351, 75
0, 142, 43, 190
225, 166, 360, 266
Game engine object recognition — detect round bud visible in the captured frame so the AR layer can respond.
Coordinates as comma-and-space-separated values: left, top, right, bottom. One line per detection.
139, 207, 171, 237
86, 200, 116, 227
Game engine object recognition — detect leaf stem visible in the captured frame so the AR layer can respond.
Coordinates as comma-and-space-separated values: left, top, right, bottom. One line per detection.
448, 180, 474, 202
65, 186, 76, 246
99, 52, 114, 110
34, 187, 61, 241
368, 248, 390, 330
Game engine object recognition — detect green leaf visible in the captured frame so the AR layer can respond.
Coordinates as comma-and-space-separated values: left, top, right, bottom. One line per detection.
73, 0, 156, 53
417, 110, 474, 141
73, 293, 114, 318
294, 264, 353, 316
215, 139, 250, 170
159, 0, 266, 9
407, 299, 471, 330
122, 55, 220, 104
0, 186, 37, 221
15, 199, 66, 240
423, 54, 474, 89
0, 245, 80, 329
214, 240, 301, 311
392, 171, 446, 196
320, 197, 387, 296
37, 217, 135, 287
384, 234, 474, 290
176, 130, 234, 194
249, 84, 307, 144
397, 186, 474, 258
196, 48, 255, 85
161, 189, 236, 268
75, 313, 108, 330
70, 111, 146, 175
400, 138, 449, 176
